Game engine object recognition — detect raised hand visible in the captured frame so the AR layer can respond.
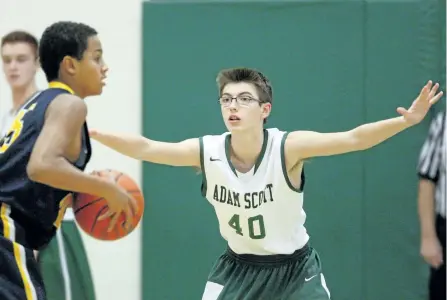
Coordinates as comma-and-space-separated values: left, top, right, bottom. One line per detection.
397, 81, 443, 125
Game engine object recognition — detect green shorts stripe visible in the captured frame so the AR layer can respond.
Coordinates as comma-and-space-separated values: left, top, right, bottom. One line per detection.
38, 220, 96, 300
202, 244, 331, 300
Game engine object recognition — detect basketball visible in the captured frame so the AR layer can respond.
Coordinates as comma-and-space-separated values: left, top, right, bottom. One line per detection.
73, 169, 144, 241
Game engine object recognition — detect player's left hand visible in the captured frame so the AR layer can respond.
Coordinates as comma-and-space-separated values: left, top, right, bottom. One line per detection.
396, 80, 443, 125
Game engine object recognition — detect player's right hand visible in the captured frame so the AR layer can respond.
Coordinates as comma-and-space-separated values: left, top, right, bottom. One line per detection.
97, 178, 138, 233
420, 236, 443, 268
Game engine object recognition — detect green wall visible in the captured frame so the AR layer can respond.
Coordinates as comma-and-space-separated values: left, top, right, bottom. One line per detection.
142, 1, 445, 299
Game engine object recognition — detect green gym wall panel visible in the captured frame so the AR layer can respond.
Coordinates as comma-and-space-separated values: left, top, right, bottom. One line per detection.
142, 2, 364, 299
363, 1, 445, 299
142, 1, 445, 299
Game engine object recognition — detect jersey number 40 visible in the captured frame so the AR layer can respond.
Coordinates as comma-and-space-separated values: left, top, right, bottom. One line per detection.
228, 214, 266, 240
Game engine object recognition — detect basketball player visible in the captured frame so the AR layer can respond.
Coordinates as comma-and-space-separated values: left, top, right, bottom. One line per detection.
90, 68, 443, 299
1, 29, 97, 300
0, 30, 39, 136
0, 21, 136, 300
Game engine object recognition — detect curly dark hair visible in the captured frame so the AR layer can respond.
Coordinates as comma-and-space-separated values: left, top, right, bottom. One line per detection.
39, 21, 97, 82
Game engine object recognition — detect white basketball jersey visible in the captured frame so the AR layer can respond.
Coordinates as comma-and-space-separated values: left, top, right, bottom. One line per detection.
200, 128, 309, 255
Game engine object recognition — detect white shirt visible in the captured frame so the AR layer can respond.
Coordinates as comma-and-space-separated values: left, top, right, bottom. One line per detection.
201, 128, 309, 255
0, 109, 17, 136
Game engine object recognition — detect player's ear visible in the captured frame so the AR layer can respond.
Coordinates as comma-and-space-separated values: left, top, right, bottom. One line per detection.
34, 56, 41, 72
261, 102, 271, 119
61, 56, 78, 77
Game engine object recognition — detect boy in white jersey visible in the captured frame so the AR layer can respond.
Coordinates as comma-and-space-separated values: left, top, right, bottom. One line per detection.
90, 68, 443, 299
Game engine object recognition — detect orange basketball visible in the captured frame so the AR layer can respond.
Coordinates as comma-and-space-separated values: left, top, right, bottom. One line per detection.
73, 169, 144, 241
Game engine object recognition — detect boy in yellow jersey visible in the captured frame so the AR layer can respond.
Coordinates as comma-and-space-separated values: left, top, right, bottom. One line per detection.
0, 21, 136, 300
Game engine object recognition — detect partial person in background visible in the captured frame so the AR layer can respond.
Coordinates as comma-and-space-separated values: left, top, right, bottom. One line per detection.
1, 29, 96, 300
0, 30, 39, 135
417, 109, 446, 300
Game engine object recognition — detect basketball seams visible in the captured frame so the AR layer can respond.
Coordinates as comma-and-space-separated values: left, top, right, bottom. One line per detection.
74, 197, 105, 214
91, 205, 109, 232
73, 169, 144, 241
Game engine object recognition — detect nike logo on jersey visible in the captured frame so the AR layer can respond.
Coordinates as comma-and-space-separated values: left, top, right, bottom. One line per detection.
210, 157, 221, 161
305, 274, 317, 282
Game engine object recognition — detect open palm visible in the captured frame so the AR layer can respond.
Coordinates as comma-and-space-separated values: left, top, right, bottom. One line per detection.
397, 81, 443, 125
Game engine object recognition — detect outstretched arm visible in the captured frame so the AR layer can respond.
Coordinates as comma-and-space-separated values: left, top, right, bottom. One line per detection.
285, 81, 443, 164
89, 130, 200, 168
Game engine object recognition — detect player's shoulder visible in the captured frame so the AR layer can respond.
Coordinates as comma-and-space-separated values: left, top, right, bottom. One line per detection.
435, 110, 445, 124
430, 110, 445, 124
433, 110, 444, 121
265, 127, 285, 136
44, 91, 86, 116
201, 128, 286, 145
199, 131, 230, 156
30, 88, 83, 112
201, 131, 229, 141
265, 128, 288, 144
426, 110, 446, 135
24, 90, 87, 131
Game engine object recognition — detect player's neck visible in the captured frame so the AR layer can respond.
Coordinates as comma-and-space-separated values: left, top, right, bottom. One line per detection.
230, 129, 264, 164
11, 82, 38, 112
53, 78, 82, 98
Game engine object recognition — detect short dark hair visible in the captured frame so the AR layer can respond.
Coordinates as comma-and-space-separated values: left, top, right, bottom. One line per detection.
39, 21, 97, 82
216, 67, 273, 104
1, 30, 39, 58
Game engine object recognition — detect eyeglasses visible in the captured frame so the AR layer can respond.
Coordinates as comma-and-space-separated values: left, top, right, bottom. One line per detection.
218, 95, 261, 107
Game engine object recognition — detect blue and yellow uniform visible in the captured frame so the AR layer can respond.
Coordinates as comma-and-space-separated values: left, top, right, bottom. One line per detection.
0, 82, 91, 300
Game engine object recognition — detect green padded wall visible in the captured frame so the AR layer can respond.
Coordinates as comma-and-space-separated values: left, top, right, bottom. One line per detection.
142, 1, 445, 299
364, 2, 445, 299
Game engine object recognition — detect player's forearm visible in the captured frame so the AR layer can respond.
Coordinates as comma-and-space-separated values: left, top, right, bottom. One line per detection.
92, 131, 150, 160
27, 158, 115, 197
351, 116, 412, 150
417, 180, 437, 239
